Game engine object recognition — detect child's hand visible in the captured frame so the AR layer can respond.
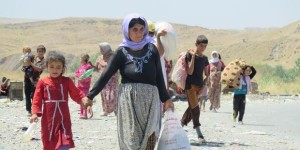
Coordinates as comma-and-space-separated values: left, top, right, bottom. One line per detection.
30, 114, 38, 123
188, 49, 196, 56
87, 106, 93, 119
81, 97, 93, 108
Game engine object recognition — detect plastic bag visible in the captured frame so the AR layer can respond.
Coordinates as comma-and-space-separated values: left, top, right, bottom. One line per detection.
157, 109, 191, 150
23, 122, 37, 142
155, 22, 176, 60
171, 51, 187, 89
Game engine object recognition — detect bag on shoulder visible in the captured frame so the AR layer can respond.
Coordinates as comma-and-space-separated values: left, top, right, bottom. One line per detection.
171, 51, 187, 89
157, 109, 191, 150
221, 58, 246, 88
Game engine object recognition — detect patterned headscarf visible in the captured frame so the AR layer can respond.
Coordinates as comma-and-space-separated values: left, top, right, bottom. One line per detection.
119, 13, 153, 50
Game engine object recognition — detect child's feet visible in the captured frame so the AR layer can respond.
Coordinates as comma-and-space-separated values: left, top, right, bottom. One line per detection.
27, 111, 32, 117
80, 115, 88, 119
238, 121, 244, 125
198, 135, 206, 144
212, 108, 217, 113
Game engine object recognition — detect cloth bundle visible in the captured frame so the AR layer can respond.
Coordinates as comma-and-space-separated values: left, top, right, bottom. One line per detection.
221, 59, 246, 88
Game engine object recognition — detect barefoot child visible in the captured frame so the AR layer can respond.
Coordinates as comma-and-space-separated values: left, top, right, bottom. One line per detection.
74, 53, 93, 119
30, 52, 87, 150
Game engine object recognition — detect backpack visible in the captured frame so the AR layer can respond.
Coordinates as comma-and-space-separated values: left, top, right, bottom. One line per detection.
171, 51, 187, 89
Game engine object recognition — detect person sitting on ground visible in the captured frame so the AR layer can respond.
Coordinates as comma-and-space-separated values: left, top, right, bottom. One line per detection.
0, 77, 10, 96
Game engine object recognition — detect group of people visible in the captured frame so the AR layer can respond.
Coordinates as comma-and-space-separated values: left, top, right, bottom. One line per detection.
20, 12, 256, 150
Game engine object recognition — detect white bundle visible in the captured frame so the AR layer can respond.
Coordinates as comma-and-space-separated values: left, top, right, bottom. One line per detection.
155, 22, 176, 60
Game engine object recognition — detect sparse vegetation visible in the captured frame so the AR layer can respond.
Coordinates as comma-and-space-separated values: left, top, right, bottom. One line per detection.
1, 17, 300, 94
255, 58, 300, 94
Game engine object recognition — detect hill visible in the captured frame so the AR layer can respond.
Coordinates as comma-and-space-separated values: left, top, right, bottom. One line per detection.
1, 18, 300, 67
0, 17, 300, 93
0, 17, 40, 25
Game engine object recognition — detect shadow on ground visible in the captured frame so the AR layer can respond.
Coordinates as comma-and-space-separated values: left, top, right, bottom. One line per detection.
191, 141, 250, 148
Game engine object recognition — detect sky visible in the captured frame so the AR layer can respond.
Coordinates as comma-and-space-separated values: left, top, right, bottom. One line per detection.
1, 0, 300, 29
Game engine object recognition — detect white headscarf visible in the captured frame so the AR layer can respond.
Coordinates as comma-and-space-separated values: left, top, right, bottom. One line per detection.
209, 50, 220, 63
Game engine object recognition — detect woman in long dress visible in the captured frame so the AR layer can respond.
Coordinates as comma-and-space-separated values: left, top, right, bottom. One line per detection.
94, 42, 119, 116
82, 13, 174, 150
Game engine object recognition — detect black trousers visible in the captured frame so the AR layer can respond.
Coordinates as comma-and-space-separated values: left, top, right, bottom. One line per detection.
233, 94, 246, 121
24, 77, 34, 112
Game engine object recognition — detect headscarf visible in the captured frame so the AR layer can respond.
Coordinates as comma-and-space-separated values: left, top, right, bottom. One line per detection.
99, 42, 113, 56
209, 50, 220, 63
119, 13, 153, 50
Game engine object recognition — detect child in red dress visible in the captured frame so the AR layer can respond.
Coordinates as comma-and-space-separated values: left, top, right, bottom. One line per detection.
30, 52, 87, 150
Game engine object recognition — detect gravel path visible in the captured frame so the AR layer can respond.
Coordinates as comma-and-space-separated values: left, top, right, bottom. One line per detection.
0, 95, 299, 150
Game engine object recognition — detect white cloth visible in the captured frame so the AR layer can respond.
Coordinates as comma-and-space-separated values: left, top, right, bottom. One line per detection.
160, 53, 168, 88
209, 58, 220, 63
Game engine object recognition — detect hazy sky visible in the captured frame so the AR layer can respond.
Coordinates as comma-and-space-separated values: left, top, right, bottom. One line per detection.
1, 0, 300, 29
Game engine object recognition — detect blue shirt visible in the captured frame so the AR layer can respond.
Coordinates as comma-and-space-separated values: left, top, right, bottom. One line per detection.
234, 77, 247, 95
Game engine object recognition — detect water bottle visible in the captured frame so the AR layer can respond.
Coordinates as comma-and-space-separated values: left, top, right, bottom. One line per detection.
23, 122, 37, 142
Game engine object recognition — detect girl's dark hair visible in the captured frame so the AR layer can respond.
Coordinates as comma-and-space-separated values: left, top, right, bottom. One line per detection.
129, 18, 145, 28
81, 54, 90, 63
45, 51, 66, 75
196, 35, 208, 44
242, 65, 251, 73
219, 54, 222, 60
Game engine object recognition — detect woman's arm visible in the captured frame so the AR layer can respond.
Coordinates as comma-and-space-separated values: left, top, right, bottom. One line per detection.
86, 50, 121, 100
154, 47, 170, 102
156, 30, 167, 57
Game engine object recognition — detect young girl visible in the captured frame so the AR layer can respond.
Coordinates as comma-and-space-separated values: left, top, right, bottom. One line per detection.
74, 54, 93, 119
233, 65, 256, 124
30, 52, 86, 150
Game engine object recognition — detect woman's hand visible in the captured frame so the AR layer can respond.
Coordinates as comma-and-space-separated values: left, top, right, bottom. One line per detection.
157, 29, 167, 38
163, 99, 175, 112
30, 114, 38, 123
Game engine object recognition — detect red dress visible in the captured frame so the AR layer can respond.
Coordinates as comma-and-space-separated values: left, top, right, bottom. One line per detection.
32, 76, 85, 150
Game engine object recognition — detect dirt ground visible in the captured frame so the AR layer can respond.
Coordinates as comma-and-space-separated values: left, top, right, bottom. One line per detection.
0, 94, 299, 150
